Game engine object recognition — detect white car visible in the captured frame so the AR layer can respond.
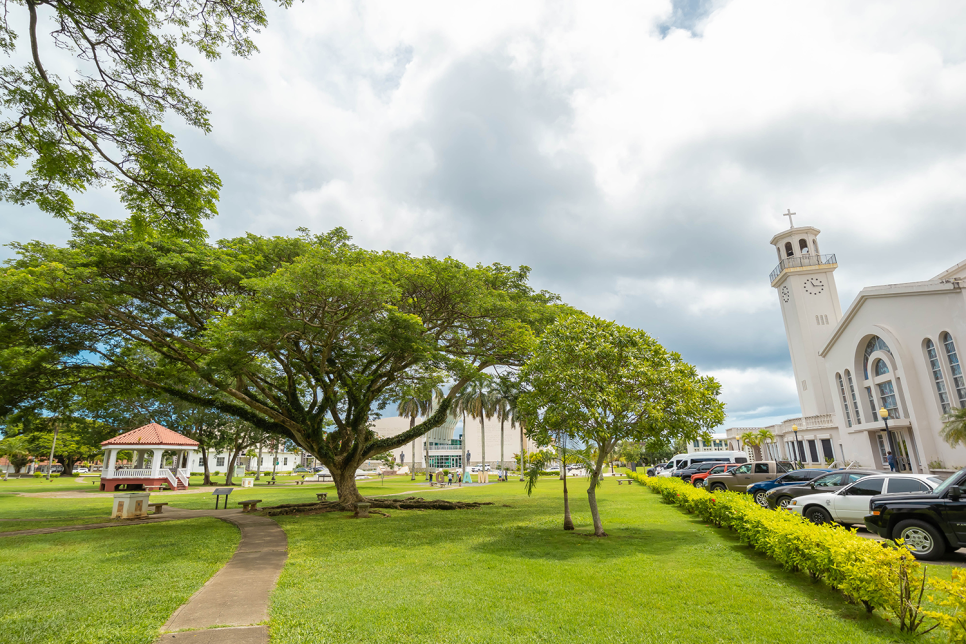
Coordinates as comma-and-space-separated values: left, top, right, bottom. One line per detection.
789, 473, 942, 525
72, 467, 90, 474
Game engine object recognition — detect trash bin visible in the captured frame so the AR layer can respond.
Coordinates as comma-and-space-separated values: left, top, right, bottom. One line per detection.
112, 492, 150, 519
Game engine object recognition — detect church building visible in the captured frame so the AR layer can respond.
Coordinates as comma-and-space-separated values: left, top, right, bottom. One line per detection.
726, 218, 966, 473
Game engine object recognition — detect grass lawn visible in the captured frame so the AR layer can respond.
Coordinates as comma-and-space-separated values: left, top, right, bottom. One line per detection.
0, 475, 101, 493
269, 480, 946, 644
0, 518, 239, 644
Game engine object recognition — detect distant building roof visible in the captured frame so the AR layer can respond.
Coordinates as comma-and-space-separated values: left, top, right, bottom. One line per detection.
101, 423, 199, 447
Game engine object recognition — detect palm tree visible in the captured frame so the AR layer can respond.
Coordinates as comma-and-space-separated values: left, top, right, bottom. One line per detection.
738, 431, 762, 461
941, 407, 966, 448
756, 429, 776, 460
455, 375, 497, 481
493, 375, 522, 478
397, 385, 441, 481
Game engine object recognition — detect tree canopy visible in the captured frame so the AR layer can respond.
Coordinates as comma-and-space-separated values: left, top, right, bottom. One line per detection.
0, 222, 560, 502
1, 0, 292, 236
519, 313, 725, 536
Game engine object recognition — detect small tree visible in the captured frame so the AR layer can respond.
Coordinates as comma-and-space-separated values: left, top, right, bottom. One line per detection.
941, 407, 966, 448
0, 436, 32, 473
520, 315, 725, 536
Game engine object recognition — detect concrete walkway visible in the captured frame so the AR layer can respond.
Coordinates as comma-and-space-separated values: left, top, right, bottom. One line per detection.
158, 510, 286, 643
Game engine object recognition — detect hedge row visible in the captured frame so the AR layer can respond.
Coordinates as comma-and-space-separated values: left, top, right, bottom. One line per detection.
629, 471, 965, 639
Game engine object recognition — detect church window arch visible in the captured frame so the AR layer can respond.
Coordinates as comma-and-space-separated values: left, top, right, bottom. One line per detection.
784, 241, 794, 257
874, 359, 890, 377
837, 373, 853, 427
865, 386, 877, 417
878, 379, 900, 419
925, 339, 951, 414
845, 370, 862, 424
799, 239, 810, 254
942, 332, 966, 407
863, 336, 893, 379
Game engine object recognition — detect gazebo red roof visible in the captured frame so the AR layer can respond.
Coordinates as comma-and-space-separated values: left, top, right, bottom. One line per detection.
101, 423, 199, 447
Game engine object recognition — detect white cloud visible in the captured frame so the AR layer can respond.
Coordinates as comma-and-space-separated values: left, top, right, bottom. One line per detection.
4, 0, 966, 425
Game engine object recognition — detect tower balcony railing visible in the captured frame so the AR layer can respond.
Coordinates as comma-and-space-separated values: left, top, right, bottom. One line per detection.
769, 253, 837, 283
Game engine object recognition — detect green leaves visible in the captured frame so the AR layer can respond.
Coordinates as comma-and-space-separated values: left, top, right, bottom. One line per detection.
0, 1, 291, 235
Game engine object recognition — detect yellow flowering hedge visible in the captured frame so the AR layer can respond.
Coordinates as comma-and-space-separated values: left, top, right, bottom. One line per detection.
630, 472, 966, 637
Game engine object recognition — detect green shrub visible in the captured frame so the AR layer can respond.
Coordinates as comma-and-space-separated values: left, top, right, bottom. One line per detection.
630, 472, 942, 633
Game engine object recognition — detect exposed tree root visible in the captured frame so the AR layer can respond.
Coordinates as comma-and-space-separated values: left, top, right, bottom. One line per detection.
261, 496, 493, 517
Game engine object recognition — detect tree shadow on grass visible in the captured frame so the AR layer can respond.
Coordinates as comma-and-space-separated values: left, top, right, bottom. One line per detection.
673, 511, 912, 641
468, 525, 707, 561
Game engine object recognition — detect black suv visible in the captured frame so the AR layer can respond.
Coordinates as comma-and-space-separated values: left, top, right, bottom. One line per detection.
865, 467, 966, 560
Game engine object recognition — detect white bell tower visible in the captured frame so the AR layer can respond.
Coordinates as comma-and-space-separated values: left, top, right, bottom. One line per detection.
769, 212, 842, 417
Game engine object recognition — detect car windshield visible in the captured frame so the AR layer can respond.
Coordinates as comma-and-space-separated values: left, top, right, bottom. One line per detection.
709, 466, 724, 474
930, 475, 960, 494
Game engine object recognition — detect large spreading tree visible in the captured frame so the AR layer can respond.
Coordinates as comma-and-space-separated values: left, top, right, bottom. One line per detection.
0, 222, 558, 504
519, 314, 725, 536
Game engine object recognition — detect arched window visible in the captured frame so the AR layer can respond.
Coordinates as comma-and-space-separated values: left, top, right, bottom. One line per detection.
863, 336, 893, 379
925, 339, 951, 414
784, 241, 794, 257
874, 359, 890, 377
799, 239, 809, 254
845, 370, 862, 424
878, 380, 899, 419
943, 332, 966, 407
836, 373, 852, 427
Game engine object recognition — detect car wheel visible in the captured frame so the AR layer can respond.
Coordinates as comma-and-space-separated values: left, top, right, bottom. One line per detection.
753, 490, 768, 507
804, 506, 832, 525
776, 496, 792, 510
710, 483, 726, 492
895, 520, 947, 561
692, 479, 704, 488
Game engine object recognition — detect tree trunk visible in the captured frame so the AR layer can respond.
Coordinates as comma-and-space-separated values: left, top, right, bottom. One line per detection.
587, 443, 610, 537
500, 417, 505, 476
271, 440, 278, 480
255, 443, 263, 480
480, 414, 486, 481
424, 435, 430, 481
562, 443, 574, 530
408, 415, 416, 480
332, 466, 365, 507
225, 447, 243, 486
460, 411, 467, 485
200, 445, 212, 486
46, 424, 59, 481
519, 421, 525, 481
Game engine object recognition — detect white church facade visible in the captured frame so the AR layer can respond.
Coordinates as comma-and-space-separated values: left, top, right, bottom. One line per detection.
726, 221, 966, 473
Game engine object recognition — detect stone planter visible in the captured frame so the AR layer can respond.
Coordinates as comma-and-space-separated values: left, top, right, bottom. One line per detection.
355, 502, 371, 518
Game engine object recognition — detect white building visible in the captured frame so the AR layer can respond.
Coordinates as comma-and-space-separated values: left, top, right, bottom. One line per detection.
189, 445, 302, 475
372, 414, 538, 470
725, 220, 966, 473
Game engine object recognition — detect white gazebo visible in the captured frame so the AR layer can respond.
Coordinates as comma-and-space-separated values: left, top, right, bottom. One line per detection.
99, 423, 199, 492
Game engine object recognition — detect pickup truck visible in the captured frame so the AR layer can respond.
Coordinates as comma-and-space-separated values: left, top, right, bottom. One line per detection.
865, 467, 966, 561
705, 461, 794, 493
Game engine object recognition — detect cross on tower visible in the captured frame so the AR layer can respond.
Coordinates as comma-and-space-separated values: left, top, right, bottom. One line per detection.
783, 209, 796, 229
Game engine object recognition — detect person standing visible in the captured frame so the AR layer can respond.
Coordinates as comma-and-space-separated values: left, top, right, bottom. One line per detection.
887, 451, 898, 471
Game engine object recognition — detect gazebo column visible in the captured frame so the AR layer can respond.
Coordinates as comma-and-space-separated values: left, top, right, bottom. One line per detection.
135, 450, 145, 469
150, 449, 163, 477
104, 448, 118, 475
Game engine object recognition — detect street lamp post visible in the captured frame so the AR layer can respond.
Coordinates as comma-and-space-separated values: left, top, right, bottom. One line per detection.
878, 407, 900, 471
792, 424, 801, 467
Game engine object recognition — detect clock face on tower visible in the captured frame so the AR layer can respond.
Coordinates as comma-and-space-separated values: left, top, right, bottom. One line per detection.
803, 277, 825, 295
781, 285, 790, 303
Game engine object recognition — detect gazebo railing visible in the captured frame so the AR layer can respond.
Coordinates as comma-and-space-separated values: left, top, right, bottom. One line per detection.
176, 469, 190, 486
104, 468, 155, 479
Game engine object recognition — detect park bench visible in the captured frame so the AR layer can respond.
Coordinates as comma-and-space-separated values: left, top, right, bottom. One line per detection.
212, 488, 233, 509
239, 500, 262, 513
148, 502, 169, 515
617, 479, 633, 486
430, 481, 438, 487
316, 493, 328, 502
295, 477, 306, 485
266, 479, 277, 486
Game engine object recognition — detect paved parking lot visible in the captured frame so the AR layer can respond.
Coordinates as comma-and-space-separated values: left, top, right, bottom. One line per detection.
853, 526, 966, 567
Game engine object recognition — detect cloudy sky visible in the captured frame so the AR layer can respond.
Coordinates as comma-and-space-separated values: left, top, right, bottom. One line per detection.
4, 0, 966, 430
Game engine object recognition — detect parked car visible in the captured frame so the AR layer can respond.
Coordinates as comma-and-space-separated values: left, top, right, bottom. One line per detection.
765, 469, 878, 509
790, 473, 942, 527
705, 461, 794, 493
691, 462, 741, 488
658, 451, 748, 477
675, 461, 730, 484
72, 467, 90, 474
746, 468, 833, 506
313, 466, 328, 473
865, 467, 966, 561
293, 467, 310, 473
